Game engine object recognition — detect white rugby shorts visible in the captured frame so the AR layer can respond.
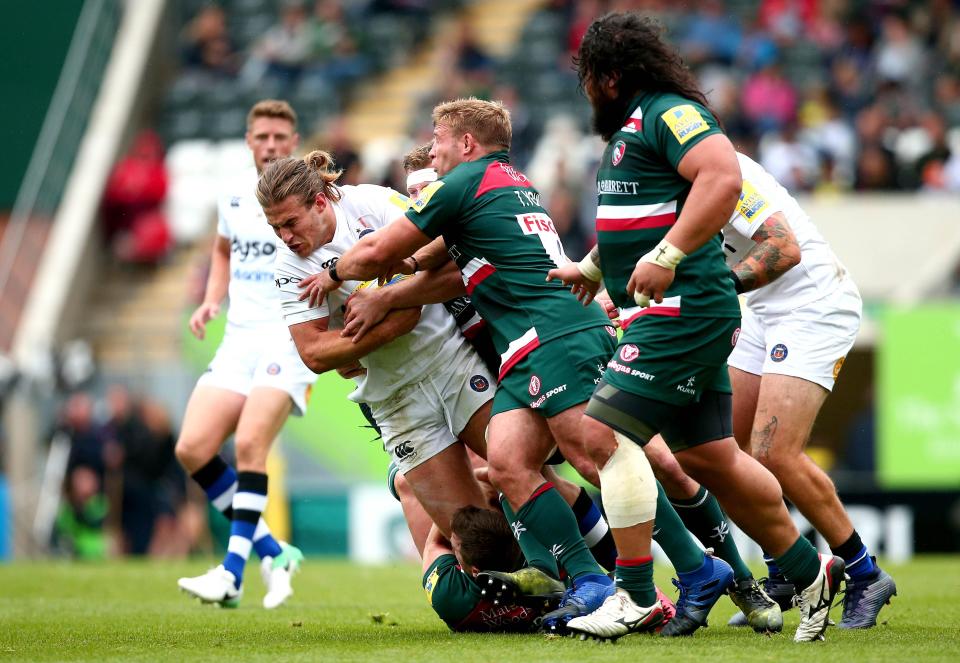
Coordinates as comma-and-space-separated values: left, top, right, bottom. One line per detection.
372, 344, 494, 474
728, 279, 862, 391
196, 330, 316, 415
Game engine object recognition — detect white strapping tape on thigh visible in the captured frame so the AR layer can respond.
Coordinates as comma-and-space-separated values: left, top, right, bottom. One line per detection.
598, 432, 658, 528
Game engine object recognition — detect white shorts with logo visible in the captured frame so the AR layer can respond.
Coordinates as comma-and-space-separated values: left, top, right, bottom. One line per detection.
728, 279, 862, 391
196, 331, 316, 415
371, 344, 494, 475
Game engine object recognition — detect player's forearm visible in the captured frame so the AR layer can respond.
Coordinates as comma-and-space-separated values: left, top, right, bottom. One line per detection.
203, 238, 231, 304
664, 168, 741, 255
412, 237, 450, 271
383, 262, 466, 308
296, 308, 421, 373
731, 213, 801, 293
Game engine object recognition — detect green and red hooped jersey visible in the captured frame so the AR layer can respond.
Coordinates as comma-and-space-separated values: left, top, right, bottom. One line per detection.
423, 554, 544, 632
594, 92, 741, 329
405, 151, 610, 381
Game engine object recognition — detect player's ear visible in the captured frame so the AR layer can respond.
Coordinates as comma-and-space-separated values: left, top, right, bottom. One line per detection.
313, 192, 327, 212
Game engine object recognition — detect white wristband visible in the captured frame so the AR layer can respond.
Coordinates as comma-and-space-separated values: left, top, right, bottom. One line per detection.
576, 253, 603, 282
639, 240, 686, 271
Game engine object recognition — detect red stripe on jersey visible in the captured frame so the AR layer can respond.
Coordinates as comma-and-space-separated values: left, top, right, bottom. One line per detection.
596, 213, 676, 232
497, 336, 540, 381
622, 118, 642, 132
465, 263, 496, 294
474, 161, 533, 198
620, 306, 681, 329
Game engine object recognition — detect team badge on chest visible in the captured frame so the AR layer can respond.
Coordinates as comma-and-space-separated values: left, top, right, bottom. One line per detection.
611, 140, 627, 166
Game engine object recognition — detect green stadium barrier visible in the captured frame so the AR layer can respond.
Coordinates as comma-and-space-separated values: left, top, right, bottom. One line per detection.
879, 304, 960, 489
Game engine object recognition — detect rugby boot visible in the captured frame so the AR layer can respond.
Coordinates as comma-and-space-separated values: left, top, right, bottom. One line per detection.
261, 541, 304, 609
567, 589, 665, 641
541, 574, 615, 634
794, 554, 845, 642
178, 565, 241, 608
727, 577, 783, 632
660, 555, 735, 637
838, 564, 897, 629
477, 566, 565, 606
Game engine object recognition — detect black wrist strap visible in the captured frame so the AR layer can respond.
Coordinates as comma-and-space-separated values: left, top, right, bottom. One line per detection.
729, 270, 745, 294
329, 262, 342, 282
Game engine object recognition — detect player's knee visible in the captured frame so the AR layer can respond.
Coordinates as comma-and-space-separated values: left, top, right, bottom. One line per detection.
234, 434, 269, 471
393, 471, 413, 502
598, 433, 657, 526
174, 435, 208, 471
580, 414, 617, 468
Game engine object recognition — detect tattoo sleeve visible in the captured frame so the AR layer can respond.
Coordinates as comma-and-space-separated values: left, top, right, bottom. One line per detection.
731, 213, 800, 293
588, 244, 601, 268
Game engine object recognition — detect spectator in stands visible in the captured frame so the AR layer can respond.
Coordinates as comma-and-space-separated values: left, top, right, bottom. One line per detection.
53, 464, 108, 560
104, 385, 185, 556
307, 0, 371, 86
248, 0, 312, 88
680, 0, 742, 65
310, 116, 362, 184
759, 120, 818, 192
874, 13, 926, 91
180, 4, 237, 76
101, 130, 172, 264
61, 392, 108, 484
742, 62, 799, 133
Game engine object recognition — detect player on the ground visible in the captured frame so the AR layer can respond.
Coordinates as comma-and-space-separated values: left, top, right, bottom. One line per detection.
546, 13, 843, 642
176, 100, 315, 609
714, 152, 894, 627
257, 151, 494, 537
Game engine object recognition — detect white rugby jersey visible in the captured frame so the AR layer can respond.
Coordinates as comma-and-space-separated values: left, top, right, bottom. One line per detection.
722, 153, 853, 316
217, 166, 286, 335
274, 184, 466, 405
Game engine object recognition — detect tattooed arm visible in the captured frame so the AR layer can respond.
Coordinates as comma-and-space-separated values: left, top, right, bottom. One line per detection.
730, 212, 800, 293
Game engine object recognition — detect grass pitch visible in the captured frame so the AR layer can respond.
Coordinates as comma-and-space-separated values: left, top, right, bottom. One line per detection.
1, 556, 957, 662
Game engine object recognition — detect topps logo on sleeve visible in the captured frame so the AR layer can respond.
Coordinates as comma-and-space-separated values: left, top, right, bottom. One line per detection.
611, 140, 627, 166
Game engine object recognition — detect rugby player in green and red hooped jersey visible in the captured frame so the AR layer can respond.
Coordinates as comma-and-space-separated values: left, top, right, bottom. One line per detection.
299, 98, 659, 634
548, 12, 844, 643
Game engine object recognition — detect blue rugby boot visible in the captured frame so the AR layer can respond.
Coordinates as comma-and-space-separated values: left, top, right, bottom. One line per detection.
541, 574, 615, 634
838, 563, 897, 629
661, 555, 735, 637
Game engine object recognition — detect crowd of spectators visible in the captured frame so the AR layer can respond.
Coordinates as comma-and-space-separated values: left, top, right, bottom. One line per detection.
51, 385, 207, 559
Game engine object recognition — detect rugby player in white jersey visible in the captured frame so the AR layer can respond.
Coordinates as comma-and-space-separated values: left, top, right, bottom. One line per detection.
176, 100, 316, 609
258, 150, 496, 536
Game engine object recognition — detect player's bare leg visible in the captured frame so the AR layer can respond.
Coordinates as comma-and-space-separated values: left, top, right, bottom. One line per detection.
565, 413, 663, 640
733, 370, 851, 546
404, 442, 489, 537
487, 408, 613, 632
731, 368, 896, 628
675, 437, 795, 556
456, 399, 492, 460
174, 386, 246, 473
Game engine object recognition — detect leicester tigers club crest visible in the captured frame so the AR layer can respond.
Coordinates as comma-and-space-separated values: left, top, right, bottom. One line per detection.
619, 344, 640, 362
528, 374, 541, 396
611, 140, 627, 166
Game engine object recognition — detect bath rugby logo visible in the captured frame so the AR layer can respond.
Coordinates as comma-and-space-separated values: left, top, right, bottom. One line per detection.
770, 344, 788, 362
619, 344, 640, 362
470, 375, 490, 392
528, 375, 541, 396
266, 363, 281, 375
611, 140, 627, 166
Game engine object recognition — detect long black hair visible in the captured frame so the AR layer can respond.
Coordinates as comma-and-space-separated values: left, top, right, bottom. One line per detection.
575, 12, 714, 115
